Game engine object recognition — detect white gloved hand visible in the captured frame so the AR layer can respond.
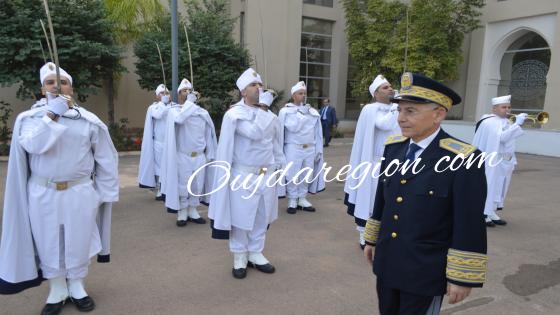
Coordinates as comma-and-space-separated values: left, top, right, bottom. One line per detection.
515, 113, 528, 126
315, 152, 322, 162
161, 95, 170, 104
187, 92, 197, 103
46, 96, 69, 116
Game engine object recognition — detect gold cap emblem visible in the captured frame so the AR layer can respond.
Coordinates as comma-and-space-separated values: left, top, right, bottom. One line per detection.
48, 63, 55, 70
252, 71, 257, 77
401, 72, 413, 90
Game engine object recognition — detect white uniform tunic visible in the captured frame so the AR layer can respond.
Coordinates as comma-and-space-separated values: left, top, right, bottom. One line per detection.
208, 101, 284, 253
172, 103, 216, 208
344, 102, 400, 227
151, 102, 169, 176
372, 104, 400, 157
230, 105, 284, 230
18, 111, 118, 279
496, 118, 521, 209
280, 104, 321, 198
473, 115, 523, 217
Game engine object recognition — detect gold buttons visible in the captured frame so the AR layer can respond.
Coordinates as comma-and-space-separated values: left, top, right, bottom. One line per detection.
391, 232, 397, 238
396, 196, 403, 203
429, 190, 434, 196
393, 214, 399, 220
400, 179, 407, 185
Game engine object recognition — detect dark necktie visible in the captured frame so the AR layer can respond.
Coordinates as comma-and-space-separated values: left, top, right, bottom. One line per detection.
405, 143, 422, 163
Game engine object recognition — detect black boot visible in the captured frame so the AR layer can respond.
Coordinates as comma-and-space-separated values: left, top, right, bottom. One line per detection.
70, 296, 95, 312
247, 261, 276, 274
232, 268, 247, 279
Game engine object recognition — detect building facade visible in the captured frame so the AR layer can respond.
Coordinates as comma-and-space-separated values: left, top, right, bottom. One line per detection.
230, 0, 560, 156
444, 0, 560, 156
0, 0, 558, 156
229, 0, 353, 116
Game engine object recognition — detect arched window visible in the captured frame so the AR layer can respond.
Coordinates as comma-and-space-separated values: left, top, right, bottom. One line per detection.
498, 32, 551, 114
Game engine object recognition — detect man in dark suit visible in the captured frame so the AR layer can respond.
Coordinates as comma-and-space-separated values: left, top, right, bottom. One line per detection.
363, 73, 488, 315
319, 98, 338, 147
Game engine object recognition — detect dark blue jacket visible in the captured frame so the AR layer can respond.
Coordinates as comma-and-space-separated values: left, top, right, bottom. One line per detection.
320, 105, 338, 126
370, 129, 488, 296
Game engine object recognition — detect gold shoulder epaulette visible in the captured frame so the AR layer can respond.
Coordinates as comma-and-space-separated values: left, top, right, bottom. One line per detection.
385, 135, 409, 145
439, 138, 476, 156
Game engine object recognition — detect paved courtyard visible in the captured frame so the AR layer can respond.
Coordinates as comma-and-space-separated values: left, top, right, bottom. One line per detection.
1, 138, 560, 315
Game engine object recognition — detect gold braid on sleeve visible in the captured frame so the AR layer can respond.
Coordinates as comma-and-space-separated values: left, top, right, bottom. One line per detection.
446, 248, 488, 284
364, 219, 381, 245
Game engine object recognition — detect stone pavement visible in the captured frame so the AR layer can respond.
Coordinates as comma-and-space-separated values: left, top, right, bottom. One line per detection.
1, 138, 560, 315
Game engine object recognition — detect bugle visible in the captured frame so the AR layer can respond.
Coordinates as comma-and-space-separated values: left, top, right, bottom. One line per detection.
508, 112, 549, 125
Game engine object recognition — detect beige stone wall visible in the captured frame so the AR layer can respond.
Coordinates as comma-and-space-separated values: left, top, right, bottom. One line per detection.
229, 0, 350, 119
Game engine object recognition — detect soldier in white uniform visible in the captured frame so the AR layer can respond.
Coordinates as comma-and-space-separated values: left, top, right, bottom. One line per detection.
344, 74, 400, 249
278, 81, 324, 214
473, 95, 527, 227
161, 86, 217, 227
177, 78, 193, 105
138, 84, 172, 200
0, 63, 119, 315
208, 68, 285, 279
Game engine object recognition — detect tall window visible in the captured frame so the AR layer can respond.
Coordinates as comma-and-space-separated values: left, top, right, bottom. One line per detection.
499, 32, 550, 115
300, 17, 333, 107
303, 0, 334, 7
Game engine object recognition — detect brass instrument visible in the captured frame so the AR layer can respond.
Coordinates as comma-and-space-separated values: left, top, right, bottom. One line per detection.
508, 112, 549, 125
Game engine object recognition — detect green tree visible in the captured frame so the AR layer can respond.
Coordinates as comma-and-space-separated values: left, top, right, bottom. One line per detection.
133, 0, 251, 126
104, 0, 165, 44
103, 0, 165, 123
343, 0, 484, 97
0, 0, 123, 103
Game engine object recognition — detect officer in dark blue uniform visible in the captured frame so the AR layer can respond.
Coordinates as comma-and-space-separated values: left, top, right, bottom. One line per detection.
363, 73, 488, 315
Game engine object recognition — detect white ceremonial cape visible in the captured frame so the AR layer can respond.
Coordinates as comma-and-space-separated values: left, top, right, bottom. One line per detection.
208, 101, 281, 238
343, 102, 400, 222
276, 103, 325, 197
472, 114, 523, 214
138, 102, 164, 188
160, 102, 217, 211
0, 106, 118, 294
31, 98, 47, 109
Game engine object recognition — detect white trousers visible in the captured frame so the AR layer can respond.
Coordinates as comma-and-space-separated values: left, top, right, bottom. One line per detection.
285, 143, 315, 199
28, 180, 101, 280
153, 140, 164, 176
485, 160, 515, 217
229, 196, 268, 253
42, 262, 90, 280
177, 153, 206, 208
498, 170, 513, 208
